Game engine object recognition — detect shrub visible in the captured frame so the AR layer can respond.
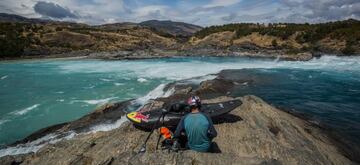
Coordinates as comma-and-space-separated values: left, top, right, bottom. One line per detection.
271, 39, 278, 48
0, 23, 29, 57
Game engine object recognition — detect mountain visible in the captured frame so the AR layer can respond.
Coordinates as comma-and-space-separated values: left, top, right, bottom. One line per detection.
0, 13, 203, 37
139, 20, 203, 37
0, 13, 50, 24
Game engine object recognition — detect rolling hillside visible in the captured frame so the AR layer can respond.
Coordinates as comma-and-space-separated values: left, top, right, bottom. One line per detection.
0, 13, 359, 59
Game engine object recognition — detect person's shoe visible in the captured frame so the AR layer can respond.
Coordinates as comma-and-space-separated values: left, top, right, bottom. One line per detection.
171, 140, 179, 152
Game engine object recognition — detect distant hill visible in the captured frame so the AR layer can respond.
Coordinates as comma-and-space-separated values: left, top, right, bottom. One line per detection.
93, 22, 139, 31
0, 13, 203, 37
139, 20, 202, 37
0, 14, 180, 58
190, 19, 360, 55
0, 13, 50, 24
0, 13, 359, 59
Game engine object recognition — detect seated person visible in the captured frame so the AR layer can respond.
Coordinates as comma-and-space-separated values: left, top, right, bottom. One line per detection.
172, 96, 217, 152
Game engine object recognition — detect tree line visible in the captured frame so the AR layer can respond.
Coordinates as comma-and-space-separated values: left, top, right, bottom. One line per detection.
194, 19, 359, 54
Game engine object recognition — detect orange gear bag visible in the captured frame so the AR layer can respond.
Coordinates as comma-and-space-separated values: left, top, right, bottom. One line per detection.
159, 127, 172, 139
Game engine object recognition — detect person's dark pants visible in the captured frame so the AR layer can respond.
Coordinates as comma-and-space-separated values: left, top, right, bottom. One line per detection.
208, 142, 221, 153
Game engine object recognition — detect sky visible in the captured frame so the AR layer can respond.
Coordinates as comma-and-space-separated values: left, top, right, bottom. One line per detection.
0, 0, 359, 26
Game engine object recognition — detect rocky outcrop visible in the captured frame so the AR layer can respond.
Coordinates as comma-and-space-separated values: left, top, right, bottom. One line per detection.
0, 96, 354, 165
0, 69, 357, 164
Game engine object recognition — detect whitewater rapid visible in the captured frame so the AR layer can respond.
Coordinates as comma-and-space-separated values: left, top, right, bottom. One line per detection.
56, 56, 360, 80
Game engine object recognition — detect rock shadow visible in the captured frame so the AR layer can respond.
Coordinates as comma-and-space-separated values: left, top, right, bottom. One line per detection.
212, 113, 243, 124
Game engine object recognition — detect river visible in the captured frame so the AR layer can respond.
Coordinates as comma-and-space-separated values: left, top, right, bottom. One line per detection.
0, 56, 359, 150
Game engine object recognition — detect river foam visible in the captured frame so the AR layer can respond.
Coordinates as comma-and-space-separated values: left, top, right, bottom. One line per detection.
0, 116, 130, 157
137, 78, 148, 83
56, 56, 360, 81
100, 78, 112, 82
135, 84, 174, 105
11, 104, 40, 116
71, 97, 118, 105
0, 120, 9, 126
89, 116, 128, 133
0, 131, 77, 158
0, 76, 8, 80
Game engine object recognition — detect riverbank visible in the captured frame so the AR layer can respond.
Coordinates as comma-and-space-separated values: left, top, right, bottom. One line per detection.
0, 69, 357, 164
0, 49, 315, 61
88, 49, 320, 61
0, 50, 91, 61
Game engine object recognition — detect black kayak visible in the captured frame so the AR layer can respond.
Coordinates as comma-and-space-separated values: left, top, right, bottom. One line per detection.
126, 99, 242, 129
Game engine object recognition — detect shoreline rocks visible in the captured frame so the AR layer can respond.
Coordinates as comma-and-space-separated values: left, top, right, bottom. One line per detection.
3, 47, 359, 62
0, 48, 316, 62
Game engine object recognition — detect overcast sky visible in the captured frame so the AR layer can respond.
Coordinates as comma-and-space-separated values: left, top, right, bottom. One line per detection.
0, 0, 359, 26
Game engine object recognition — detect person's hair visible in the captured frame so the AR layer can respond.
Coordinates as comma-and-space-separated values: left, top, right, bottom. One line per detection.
190, 104, 201, 110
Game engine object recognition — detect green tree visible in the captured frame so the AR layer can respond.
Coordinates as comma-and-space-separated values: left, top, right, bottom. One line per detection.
0, 23, 29, 57
271, 39, 278, 48
342, 40, 356, 55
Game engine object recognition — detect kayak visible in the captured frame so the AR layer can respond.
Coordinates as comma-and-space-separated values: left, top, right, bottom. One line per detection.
126, 99, 242, 129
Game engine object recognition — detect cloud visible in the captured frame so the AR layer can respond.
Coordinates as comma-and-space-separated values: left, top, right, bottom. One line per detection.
279, 0, 360, 22
0, 0, 359, 25
34, 1, 77, 19
216, 0, 360, 24
189, 6, 224, 14
221, 12, 275, 23
0, 0, 39, 17
221, 13, 237, 21
205, 0, 241, 8
133, 5, 168, 19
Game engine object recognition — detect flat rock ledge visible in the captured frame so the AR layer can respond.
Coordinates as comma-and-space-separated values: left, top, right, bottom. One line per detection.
1, 95, 354, 165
